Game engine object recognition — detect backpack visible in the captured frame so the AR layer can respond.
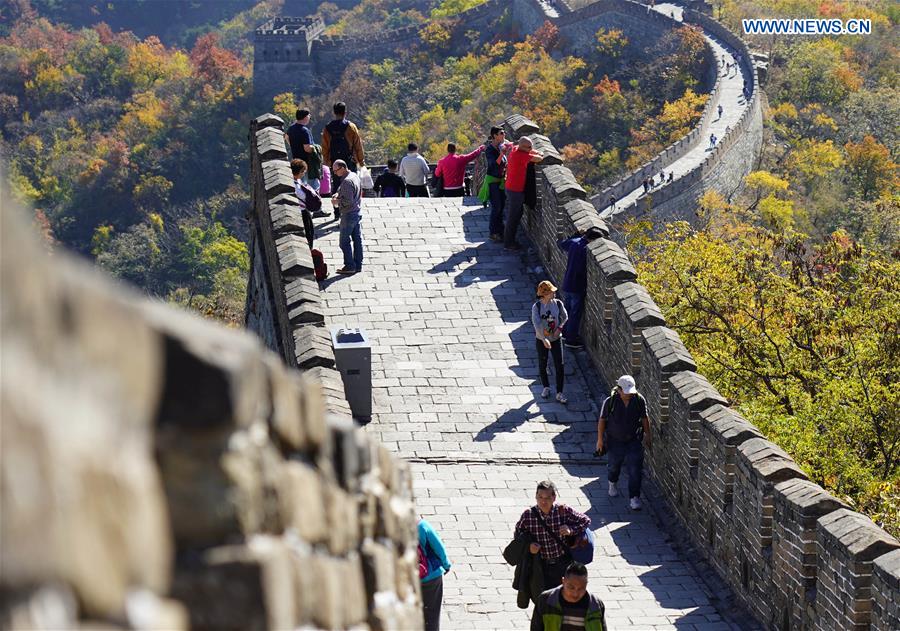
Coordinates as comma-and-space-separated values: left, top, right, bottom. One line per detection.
311, 248, 328, 281
320, 165, 331, 196
327, 121, 353, 165
602, 387, 644, 442
300, 183, 322, 213
306, 144, 323, 179
418, 543, 429, 579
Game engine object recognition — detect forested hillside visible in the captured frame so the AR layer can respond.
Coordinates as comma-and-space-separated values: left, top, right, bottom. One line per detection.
0, 0, 896, 534
629, 0, 898, 534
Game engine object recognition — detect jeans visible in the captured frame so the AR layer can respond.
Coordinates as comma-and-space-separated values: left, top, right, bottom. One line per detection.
488, 182, 505, 236
536, 338, 564, 392
339, 212, 363, 271
562, 292, 585, 343
607, 438, 644, 498
421, 575, 443, 631
302, 175, 320, 192
503, 189, 525, 247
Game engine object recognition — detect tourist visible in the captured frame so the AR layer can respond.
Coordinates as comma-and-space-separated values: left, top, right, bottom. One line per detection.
532, 281, 568, 403
322, 101, 365, 216
558, 227, 605, 350
419, 518, 451, 631
717, 104, 723, 119
285, 108, 321, 191
709, 133, 717, 148
435, 142, 484, 197
400, 142, 431, 198
642, 177, 650, 194
608, 194, 617, 211
514, 481, 591, 592
482, 126, 509, 241
596, 375, 652, 511
331, 159, 363, 275
290, 159, 318, 249
667, 171, 674, 183
531, 562, 607, 631
503, 136, 543, 250
373, 159, 406, 198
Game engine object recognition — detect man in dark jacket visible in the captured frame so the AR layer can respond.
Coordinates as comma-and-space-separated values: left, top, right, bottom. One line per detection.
503, 529, 545, 608
531, 562, 607, 631
557, 226, 605, 348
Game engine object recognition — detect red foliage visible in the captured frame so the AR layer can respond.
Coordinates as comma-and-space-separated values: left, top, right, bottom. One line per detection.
190, 33, 245, 85
532, 21, 560, 52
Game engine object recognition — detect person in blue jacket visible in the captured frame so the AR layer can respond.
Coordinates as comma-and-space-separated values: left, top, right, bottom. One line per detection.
557, 226, 606, 348
419, 518, 451, 631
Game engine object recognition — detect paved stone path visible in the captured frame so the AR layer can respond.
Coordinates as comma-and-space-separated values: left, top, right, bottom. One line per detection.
317, 198, 738, 629
599, 2, 752, 219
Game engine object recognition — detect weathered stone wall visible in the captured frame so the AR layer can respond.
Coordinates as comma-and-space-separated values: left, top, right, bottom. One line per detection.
0, 177, 422, 629
502, 112, 900, 630
588, 6, 764, 229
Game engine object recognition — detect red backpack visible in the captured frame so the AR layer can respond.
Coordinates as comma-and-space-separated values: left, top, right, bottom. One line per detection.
418, 543, 428, 579
311, 248, 328, 281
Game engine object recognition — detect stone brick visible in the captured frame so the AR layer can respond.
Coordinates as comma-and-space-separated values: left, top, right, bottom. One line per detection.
275, 233, 315, 278
255, 126, 288, 161
817, 509, 900, 629
772, 478, 846, 629
278, 461, 329, 544
293, 324, 336, 369
873, 549, 900, 629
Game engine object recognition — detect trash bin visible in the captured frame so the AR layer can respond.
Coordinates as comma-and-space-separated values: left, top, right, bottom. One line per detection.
330, 327, 371, 421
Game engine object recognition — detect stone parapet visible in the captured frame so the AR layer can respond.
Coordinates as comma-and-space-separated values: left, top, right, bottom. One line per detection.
0, 186, 421, 629
512, 109, 900, 629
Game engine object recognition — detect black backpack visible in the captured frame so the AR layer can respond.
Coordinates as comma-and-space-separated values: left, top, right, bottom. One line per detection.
327, 121, 353, 165
602, 388, 644, 442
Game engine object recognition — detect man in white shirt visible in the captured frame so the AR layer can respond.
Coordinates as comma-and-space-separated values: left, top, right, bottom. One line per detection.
399, 142, 430, 197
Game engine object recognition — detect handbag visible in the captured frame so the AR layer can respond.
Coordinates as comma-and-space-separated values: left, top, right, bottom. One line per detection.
532, 507, 595, 565
358, 166, 374, 189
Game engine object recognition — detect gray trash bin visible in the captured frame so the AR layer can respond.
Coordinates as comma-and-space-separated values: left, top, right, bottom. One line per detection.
330, 327, 371, 420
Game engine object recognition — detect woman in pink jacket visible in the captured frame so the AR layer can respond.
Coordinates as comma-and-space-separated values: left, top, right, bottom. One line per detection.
434, 143, 484, 196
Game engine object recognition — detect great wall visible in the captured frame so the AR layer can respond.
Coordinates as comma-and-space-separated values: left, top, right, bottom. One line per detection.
2, 0, 898, 629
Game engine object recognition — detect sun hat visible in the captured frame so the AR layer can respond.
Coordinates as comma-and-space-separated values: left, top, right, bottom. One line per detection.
617, 375, 638, 394
537, 280, 557, 296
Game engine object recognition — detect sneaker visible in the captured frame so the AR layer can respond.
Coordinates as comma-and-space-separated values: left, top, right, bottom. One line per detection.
336, 267, 356, 275
556, 392, 568, 404
564, 340, 584, 349
630, 497, 642, 511
541, 387, 551, 399
312, 210, 330, 218
608, 482, 619, 497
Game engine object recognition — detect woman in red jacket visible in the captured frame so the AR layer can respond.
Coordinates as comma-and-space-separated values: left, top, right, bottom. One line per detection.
434, 142, 484, 196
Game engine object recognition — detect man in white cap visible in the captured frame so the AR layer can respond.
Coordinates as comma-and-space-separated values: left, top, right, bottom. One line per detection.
595, 375, 651, 510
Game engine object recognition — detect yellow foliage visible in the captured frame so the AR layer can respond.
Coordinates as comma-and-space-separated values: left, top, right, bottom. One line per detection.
789, 139, 843, 181
759, 194, 796, 229
745, 170, 790, 193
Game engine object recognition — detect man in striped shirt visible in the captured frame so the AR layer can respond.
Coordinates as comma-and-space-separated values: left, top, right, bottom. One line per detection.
515, 480, 591, 592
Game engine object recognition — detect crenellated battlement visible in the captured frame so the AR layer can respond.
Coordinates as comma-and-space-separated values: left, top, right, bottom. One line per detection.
497, 111, 900, 630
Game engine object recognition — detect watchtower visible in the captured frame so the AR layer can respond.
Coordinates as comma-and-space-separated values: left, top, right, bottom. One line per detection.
253, 16, 326, 104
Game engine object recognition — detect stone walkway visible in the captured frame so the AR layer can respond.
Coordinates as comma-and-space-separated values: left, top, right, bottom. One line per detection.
317, 198, 738, 629
599, 2, 752, 219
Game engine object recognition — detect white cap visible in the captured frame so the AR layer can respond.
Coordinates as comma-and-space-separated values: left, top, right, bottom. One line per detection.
617, 375, 637, 394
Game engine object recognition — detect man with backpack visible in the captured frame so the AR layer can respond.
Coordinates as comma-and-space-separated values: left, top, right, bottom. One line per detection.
596, 375, 652, 511
373, 159, 406, 197
285, 109, 322, 192
322, 101, 365, 215
418, 518, 451, 631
